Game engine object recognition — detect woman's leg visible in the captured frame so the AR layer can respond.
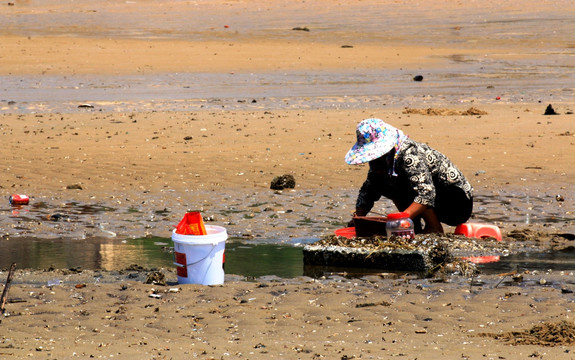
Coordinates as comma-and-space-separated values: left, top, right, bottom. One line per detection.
420, 207, 444, 234
434, 187, 473, 226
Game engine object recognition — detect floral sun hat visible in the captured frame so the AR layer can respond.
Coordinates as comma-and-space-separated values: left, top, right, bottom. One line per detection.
345, 118, 407, 165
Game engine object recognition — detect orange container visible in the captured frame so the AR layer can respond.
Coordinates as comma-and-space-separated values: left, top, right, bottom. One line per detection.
461, 255, 501, 264
334, 227, 356, 239
454, 223, 502, 241
175, 212, 207, 235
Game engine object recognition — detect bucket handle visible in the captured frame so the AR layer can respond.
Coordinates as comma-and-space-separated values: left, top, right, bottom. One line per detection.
174, 243, 218, 267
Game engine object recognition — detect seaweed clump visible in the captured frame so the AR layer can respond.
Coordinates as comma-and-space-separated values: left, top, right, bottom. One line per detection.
479, 320, 575, 346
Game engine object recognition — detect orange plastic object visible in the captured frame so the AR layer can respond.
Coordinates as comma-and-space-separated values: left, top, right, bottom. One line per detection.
454, 223, 502, 241
334, 227, 356, 239
461, 256, 501, 264
175, 212, 207, 235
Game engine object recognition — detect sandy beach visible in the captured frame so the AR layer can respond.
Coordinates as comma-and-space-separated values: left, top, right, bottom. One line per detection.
0, 104, 573, 243
1, 268, 575, 359
1, 0, 575, 358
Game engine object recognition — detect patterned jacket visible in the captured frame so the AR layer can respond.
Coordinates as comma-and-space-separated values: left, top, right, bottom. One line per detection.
356, 139, 473, 211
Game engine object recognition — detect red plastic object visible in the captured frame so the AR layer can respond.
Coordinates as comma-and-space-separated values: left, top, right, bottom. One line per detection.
386, 212, 409, 220
334, 227, 356, 239
9, 194, 29, 205
454, 223, 502, 241
461, 256, 501, 264
175, 212, 207, 235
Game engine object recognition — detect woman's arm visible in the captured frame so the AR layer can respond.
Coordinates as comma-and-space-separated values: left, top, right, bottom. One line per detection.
403, 201, 444, 234
403, 202, 427, 218
355, 169, 384, 215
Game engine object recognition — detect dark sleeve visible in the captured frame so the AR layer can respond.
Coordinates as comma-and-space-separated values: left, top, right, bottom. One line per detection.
355, 169, 383, 212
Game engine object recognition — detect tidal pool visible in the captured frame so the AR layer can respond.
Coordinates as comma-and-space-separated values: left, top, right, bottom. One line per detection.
2, 236, 574, 279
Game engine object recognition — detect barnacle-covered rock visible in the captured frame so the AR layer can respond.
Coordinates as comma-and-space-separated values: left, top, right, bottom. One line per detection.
303, 233, 507, 276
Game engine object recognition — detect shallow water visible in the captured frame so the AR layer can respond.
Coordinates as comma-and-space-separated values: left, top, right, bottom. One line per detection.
2, 60, 574, 114
2, 235, 575, 279
0, 236, 307, 278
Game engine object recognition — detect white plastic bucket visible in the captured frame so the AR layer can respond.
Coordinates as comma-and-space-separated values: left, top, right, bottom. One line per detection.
172, 225, 227, 285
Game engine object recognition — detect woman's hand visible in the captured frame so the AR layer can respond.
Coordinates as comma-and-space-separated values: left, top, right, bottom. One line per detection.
347, 208, 369, 227
404, 202, 444, 234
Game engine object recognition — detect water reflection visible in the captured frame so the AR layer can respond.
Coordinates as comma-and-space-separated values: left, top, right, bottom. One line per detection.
0, 236, 173, 271
478, 249, 575, 274
225, 243, 303, 279
2, 237, 574, 279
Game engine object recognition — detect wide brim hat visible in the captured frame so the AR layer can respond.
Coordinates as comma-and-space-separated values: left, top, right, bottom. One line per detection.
345, 118, 399, 165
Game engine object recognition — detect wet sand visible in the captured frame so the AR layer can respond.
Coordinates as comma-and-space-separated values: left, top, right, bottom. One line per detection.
1, 269, 575, 358
1, 106, 573, 243
1, 0, 575, 358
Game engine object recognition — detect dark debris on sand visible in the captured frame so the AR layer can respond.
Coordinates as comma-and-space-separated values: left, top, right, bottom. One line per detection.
544, 104, 559, 115
402, 107, 488, 116
479, 320, 575, 346
270, 174, 296, 190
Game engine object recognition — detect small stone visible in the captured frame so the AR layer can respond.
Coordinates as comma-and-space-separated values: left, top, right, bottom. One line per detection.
49, 213, 71, 222
270, 174, 296, 190
145, 271, 166, 286
544, 104, 558, 115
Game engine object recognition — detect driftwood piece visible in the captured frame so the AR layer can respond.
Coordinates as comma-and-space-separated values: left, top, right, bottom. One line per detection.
1, 263, 17, 319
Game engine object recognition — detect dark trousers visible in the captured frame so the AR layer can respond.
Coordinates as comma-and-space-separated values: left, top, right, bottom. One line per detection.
394, 187, 473, 229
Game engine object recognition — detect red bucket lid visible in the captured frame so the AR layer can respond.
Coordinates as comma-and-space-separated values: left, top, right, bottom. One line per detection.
334, 227, 356, 239
386, 212, 409, 220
